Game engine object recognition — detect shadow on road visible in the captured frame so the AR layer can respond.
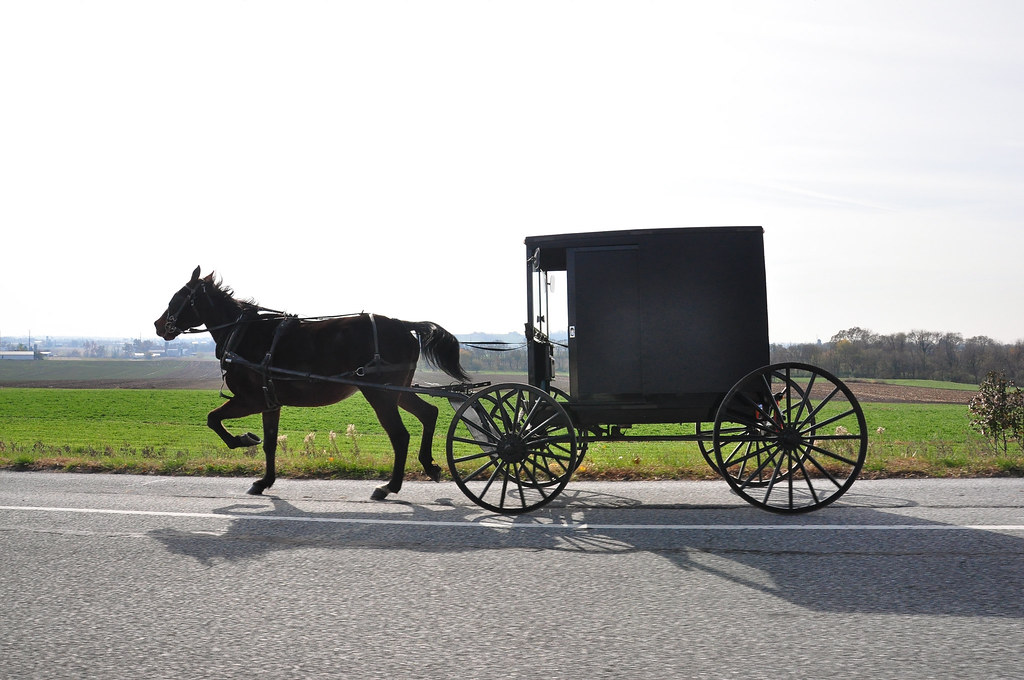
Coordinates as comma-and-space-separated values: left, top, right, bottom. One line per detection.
149, 486, 1024, 619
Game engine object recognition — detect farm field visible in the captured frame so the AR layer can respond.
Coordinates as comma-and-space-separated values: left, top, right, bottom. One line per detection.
1, 360, 1020, 480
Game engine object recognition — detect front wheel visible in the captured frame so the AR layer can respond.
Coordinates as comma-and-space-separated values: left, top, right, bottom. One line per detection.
446, 383, 578, 514
713, 363, 867, 513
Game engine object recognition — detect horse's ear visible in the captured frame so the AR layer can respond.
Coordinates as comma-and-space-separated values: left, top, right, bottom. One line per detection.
190, 266, 201, 282
203, 271, 216, 283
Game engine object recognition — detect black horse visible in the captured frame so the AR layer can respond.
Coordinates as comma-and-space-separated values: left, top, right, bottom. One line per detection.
154, 266, 469, 500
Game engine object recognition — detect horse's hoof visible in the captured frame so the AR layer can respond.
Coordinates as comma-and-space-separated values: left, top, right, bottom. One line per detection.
247, 483, 264, 495
240, 432, 262, 446
426, 465, 442, 483
370, 486, 390, 501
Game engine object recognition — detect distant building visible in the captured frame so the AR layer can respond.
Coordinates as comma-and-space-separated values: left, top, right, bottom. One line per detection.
0, 351, 37, 360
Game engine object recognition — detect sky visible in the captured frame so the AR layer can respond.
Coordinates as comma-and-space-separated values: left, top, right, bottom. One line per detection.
2, 1, 1022, 344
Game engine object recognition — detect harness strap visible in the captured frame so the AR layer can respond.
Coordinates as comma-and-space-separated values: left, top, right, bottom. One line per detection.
261, 317, 297, 410
358, 313, 383, 375
218, 319, 241, 399
354, 313, 417, 378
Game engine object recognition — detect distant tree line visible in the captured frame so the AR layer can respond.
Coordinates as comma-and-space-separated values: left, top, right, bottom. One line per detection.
771, 328, 1024, 384
453, 329, 1024, 384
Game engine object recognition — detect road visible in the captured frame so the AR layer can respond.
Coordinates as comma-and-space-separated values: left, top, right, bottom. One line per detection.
2, 472, 1023, 679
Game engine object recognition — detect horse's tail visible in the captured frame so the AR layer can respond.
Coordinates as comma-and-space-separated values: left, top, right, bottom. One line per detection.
405, 321, 471, 383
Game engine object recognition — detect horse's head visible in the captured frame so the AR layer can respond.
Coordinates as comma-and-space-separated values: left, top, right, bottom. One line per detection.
154, 266, 211, 340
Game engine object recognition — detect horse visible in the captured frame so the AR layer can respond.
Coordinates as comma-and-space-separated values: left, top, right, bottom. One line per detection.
154, 266, 470, 501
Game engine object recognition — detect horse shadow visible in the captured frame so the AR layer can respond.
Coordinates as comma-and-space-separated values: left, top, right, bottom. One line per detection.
149, 485, 1024, 619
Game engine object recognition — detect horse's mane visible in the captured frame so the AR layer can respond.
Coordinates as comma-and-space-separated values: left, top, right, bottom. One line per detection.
206, 274, 259, 311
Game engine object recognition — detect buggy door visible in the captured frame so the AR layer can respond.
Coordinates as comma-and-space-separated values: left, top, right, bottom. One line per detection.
567, 245, 643, 400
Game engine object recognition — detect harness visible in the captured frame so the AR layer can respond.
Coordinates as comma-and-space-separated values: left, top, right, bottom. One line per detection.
162, 281, 204, 339
162, 285, 425, 410
220, 312, 416, 410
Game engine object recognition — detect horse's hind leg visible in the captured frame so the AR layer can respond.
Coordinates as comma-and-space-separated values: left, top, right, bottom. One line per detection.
399, 392, 441, 482
363, 390, 411, 500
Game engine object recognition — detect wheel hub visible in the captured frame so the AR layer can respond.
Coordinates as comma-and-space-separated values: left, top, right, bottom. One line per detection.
496, 435, 529, 464
778, 426, 804, 452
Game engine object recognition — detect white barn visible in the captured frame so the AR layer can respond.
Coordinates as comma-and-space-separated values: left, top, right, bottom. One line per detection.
0, 351, 36, 360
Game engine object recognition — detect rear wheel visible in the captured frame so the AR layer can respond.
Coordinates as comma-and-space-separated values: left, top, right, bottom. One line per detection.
713, 363, 866, 513
446, 383, 577, 514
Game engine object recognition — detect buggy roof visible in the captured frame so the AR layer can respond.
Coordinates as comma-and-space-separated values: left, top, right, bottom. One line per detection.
524, 226, 763, 271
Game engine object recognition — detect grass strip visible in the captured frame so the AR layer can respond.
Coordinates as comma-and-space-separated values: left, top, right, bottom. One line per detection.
1, 388, 1021, 481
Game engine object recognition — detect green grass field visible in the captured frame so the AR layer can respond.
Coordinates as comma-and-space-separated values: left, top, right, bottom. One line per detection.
2, 386, 1022, 481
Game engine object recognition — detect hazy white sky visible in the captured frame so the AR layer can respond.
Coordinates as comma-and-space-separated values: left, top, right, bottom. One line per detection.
2, 1, 1022, 343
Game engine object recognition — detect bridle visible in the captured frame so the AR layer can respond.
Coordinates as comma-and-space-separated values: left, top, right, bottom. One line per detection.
163, 280, 274, 338
162, 281, 206, 337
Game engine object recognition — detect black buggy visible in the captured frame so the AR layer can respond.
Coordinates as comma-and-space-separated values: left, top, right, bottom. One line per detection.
445, 227, 867, 515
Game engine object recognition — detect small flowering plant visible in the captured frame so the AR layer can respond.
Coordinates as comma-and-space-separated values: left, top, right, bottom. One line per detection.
345, 424, 360, 456
968, 371, 1024, 454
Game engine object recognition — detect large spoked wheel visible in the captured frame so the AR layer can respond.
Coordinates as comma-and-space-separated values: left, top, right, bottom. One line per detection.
446, 383, 578, 514
713, 362, 867, 513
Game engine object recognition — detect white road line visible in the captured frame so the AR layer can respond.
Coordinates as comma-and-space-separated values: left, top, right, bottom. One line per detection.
3, 505, 1024, 532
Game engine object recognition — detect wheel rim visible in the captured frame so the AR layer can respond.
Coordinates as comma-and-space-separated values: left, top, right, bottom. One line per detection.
446, 383, 577, 514
713, 363, 866, 513
696, 421, 721, 475
549, 386, 588, 477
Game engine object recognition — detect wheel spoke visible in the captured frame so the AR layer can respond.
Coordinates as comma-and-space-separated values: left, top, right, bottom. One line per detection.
714, 424, 751, 437
461, 417, 499, 444
727, 390, 776, 426
721, 437, 778, 470
518, 461, 552, 499
746, 457, 784, 492
527, 454, 569, 481
497, 469, 511, 509
800, 407, 859, 436
758, 460, 785, 505
803, 440, 861, 468
797, 449, 844, 489
522, 415, 564, 444
451, 446, 496, 463
760, 371, 788, 424
795, 372, 818, 422
790, 452, 824, 503
449, 435, 488, 448
800, 385, 843, 425
463, 456, 500, 483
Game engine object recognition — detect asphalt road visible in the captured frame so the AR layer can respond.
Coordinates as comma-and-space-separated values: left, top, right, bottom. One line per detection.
2, 472, 1023, 679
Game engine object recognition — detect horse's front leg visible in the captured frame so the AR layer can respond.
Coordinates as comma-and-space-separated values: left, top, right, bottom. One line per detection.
207, 398, 263, 449
248, 409, 280, 496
